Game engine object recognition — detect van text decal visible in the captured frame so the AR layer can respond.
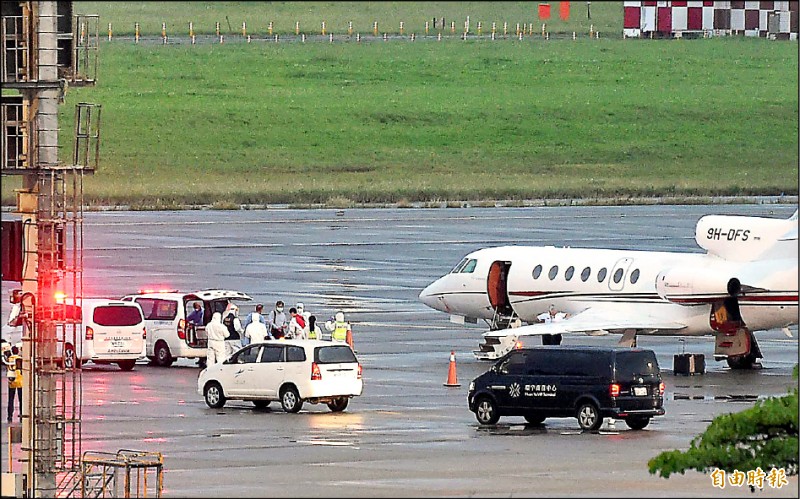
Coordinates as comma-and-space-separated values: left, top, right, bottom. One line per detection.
525, 384, 557, 397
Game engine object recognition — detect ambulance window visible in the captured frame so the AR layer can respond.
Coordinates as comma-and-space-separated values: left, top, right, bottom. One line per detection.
597, 268, 607, 283
461, 259, 478, 273
581, 267, 591, 282
532, 264, 543, 279
93, 305, 143, 327
451, 258, 468, 273
630, 269, 640, 284
564, 266, 575, 281
548, 265, 559, 280
613, 268, 624, 283
135, 298, 177, 321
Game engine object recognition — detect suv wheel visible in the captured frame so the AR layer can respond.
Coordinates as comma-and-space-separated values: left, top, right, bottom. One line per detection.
204, 382, 226, 409
475, 396, 500, 425
577, 402, 602, 431
524, 413, 546, 425
154, 342, 174, 367
117, 360, 136, 371
280, 386, 303, 413
327, 397, 349, 412
625, 416, 651, 430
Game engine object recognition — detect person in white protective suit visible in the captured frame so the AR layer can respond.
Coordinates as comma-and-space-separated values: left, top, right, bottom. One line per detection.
205, 312, 229, 366
244, 312, 269, 344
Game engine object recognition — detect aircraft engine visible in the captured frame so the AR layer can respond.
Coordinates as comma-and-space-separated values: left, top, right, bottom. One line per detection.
655, 267, 738, 305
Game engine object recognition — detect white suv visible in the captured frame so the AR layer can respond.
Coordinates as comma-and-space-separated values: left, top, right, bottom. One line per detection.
197, 340, 363, 413
121, 289, 251, 367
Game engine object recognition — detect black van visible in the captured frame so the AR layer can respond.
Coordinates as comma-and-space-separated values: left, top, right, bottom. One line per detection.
467, 346, 665, 431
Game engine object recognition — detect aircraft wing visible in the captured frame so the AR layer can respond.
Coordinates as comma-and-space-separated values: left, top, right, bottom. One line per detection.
482, 308, 688, 338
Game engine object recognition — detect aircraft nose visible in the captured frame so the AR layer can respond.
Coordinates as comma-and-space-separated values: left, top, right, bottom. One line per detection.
419, 279, 442, 311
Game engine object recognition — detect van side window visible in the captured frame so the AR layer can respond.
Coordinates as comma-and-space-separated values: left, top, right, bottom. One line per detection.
286, 346, 306, 362
561, 352, 607, 376
527, 351, 562, 376
499, 351, 527, 375
233, 345, 261, 364
260, 346, 284, 363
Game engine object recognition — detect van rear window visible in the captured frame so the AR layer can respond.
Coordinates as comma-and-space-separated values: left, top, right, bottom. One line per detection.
93, 306, 143, 327
315, 346, 357, 364
135, 298, 178, 320
615, 351, 659, 377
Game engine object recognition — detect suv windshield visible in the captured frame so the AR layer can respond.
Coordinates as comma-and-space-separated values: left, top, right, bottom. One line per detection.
315, 346, 357, 364
615, 351, 659, 377
93, 305, 143, 327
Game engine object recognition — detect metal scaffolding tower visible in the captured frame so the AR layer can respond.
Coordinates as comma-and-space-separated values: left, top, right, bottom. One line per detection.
1, 1, 99, 497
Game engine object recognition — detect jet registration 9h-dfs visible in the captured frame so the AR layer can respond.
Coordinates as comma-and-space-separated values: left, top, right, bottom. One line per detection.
419, 210, 798, 369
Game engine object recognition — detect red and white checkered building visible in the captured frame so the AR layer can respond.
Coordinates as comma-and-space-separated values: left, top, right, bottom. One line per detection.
623, 1, 799, 39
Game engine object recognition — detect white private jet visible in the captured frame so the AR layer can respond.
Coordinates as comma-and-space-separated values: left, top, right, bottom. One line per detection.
419, 210, 798, 368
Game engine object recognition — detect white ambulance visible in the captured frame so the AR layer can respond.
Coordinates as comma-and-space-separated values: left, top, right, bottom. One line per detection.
121, 289, 252, 367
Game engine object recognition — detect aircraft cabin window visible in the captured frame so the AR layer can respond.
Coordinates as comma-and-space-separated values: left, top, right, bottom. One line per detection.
581, 267, 591, 282
597, 267, 607, 282
532, 264, 543, 279
461, 259, 478, 273
630, 269, 640, 284
451, 258, 468, 274
565, 266, 575, 281
613, 268, 624, 284
548, 265, 559, 280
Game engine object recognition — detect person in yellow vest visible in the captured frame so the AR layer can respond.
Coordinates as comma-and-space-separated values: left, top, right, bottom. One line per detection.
5, 345, 23, 423
325, 311, 350, 342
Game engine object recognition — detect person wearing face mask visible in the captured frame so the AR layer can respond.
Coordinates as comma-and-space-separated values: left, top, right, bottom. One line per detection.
267, 300, 287, 339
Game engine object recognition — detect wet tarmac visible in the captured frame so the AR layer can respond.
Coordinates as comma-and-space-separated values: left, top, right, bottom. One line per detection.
1, 204, 798, 497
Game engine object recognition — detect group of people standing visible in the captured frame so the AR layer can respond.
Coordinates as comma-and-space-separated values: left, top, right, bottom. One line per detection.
203, 300, 352, 366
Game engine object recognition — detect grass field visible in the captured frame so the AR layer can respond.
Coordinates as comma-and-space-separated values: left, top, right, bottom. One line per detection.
2, 3, 798, 208
75, 1, 620, 37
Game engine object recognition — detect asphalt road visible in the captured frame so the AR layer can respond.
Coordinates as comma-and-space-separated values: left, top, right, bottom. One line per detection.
1, 204, 798, 497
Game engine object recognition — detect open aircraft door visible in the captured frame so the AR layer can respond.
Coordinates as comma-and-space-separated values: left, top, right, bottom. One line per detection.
487, 261, 514, 323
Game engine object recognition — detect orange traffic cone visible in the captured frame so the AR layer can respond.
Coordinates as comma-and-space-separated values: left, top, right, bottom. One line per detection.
346, 328, 354, 350
444, 351, 460, 387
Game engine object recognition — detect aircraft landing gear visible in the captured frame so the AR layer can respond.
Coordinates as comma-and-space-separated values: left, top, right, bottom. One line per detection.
542, 334, 562, 346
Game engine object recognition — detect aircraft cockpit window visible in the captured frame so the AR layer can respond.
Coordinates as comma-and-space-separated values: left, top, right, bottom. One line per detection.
548, 265, 559, 280
565, 266, 575, 281
532, 264, 543, 279
613, 268, 624, 283
581, 267, 591, 282
450, 258, 468, 274
461, 259, 478, 273
630, 269, 640, 284
597, 267, 608, 283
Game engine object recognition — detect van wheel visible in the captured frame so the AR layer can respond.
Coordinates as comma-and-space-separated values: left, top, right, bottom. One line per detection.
577, 402, 602, 431
280, 386, 303, 413
625, 416, 651, 430
524, 413, 546, 425
117, 360, 136, 371
154, 342, 174, 367
475, 396, 500, 425
64, 344, 82, 369
327, 397, 349, 412
252, 400, 270, 409
204, 382, 226, 409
